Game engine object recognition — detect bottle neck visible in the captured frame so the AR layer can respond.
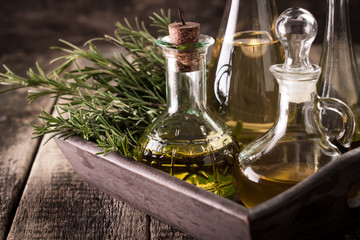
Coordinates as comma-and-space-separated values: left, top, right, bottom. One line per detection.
318, 0, 360, 98
276, 80, 317, 129
219, 0, 278, 35
164, 51, 207, 114
320, 0, 356, 67
324, 0, 351, 44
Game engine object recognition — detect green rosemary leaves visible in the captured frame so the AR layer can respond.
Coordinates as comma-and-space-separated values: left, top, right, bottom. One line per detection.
0, 9, 172, 157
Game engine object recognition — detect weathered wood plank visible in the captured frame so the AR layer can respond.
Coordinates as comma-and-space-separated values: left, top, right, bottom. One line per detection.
0, 86, 54, 240
150, 218, 194, 240
54, 136, 251, 240
1, 45, 193, 239
7, 137, 149, 239
53, 134, 360, 239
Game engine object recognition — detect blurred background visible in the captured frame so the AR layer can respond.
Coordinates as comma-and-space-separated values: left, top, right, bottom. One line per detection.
1, 0, 360, 74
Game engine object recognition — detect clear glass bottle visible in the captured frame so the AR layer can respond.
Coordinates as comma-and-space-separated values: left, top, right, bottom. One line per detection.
233, 8, 355, 208
317, 0, 360, 149
135, 35, 240, 198
207, 0, 284, 145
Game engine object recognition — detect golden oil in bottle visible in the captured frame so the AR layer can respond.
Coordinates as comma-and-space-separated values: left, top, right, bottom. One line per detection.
136, 134, 240, 198
207, 30, 284, 145
233, 161, 317, 208
136, 35, 241, 198
233, 8, 355, 208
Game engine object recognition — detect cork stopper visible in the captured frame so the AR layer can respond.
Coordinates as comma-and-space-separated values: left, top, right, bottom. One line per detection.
168, 22, 200, 45
167, 7, 201, 72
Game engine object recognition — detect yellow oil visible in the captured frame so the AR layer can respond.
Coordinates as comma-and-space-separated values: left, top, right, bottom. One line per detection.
233, 162, 317, 208
225, 121, 274, 146
136, 135, 240, 198
207, 30, 284, 144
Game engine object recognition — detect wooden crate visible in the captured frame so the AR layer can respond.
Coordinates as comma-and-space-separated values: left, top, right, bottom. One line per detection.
55, 136, 360, 240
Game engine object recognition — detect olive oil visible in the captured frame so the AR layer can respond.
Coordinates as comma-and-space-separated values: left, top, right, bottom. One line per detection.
207, 30, 284, 144
136, 135, 240, 197
225, 121, 273, 146
233, 8, 355, 209
233, 162, 317, 208
137, 34, 241, 198
234, 138, 340, 208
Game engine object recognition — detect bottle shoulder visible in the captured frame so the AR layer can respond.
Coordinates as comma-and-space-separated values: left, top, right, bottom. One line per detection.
238, 134, 340, 169
137, 110, 240, 156
144, 109, 232, 139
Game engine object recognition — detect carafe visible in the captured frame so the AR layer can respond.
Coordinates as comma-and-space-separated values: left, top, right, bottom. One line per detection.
233, 8, 355, 208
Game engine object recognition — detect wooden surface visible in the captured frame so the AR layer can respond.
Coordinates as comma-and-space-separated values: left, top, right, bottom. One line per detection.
53, 132, 360, 240
0, 87, 55, 239
54, 135, 250, 240
7, 137, 149, 239
0, 51, 197, 239
0, 94, 195, 240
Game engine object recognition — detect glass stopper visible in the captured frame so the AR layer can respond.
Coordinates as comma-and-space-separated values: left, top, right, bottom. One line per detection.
275, 7, 317, 71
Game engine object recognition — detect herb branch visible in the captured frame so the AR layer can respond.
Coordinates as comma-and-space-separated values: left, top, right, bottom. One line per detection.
0, 9, 172, 157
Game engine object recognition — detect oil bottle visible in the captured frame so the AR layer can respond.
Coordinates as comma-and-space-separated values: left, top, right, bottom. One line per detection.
207, 0, 284, 145
233, 8, 355, 208
135, 18, 240, 198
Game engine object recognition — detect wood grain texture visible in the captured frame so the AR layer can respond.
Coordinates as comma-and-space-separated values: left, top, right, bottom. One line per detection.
150, 218, 194, 240
6, 136, 149, 239
54, 136, 251, 240
0, 87, 54, 240
55, 134, 360, 240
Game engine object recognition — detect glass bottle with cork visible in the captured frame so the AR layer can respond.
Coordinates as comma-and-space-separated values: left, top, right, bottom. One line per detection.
233, 8, 355, 208
135, 9, 241, 198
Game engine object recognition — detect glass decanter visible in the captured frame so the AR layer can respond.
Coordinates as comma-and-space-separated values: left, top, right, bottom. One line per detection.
207, 0, 284, 145
135, 35, 240, 198
233, 8, 355, 208
317, 0, 360, 149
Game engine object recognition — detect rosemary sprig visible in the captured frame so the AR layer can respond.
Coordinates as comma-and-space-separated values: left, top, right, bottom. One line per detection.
0, 9, 172, 157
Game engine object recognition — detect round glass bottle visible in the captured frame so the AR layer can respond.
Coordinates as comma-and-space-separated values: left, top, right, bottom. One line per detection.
135, 35, 240, 198
233, 8, 355, 208
207, 0, 284, 145
317, 0, 360, 149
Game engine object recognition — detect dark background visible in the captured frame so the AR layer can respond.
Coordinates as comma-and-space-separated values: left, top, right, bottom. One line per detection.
1, 0, 360, 74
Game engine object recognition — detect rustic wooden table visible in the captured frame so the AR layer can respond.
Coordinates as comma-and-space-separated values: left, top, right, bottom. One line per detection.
0, 87, 197, 240
0, 43, 359, 240
0, 62, 198, 239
